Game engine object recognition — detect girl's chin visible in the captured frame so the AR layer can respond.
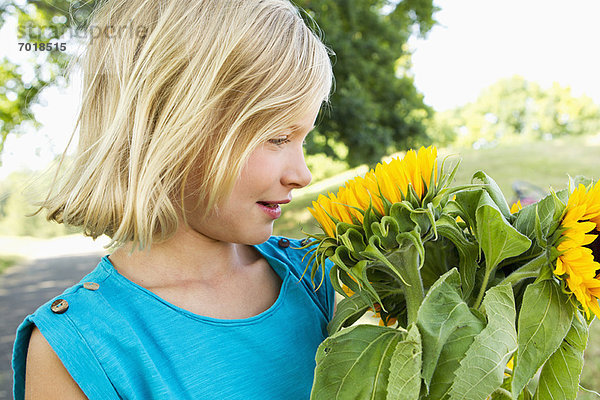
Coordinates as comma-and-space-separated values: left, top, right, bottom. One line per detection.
250, 227, 274, 245
235, 223, 274, 246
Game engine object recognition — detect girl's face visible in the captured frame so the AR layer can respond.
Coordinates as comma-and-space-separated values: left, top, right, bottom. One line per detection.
186, 104, 320, 245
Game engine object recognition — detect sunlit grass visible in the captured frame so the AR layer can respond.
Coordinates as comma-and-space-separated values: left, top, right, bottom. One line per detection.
446, 136, 600, 196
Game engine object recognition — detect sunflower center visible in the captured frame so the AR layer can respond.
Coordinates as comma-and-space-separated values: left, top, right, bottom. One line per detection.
587, 228, 600, 271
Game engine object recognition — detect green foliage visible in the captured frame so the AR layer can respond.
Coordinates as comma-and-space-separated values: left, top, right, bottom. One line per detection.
0, 1, 95, 157
311, 324, 405, 399
448, 284, 517, 400
274, 139, 600, 396
387, 324, 422, 399
512, 280, 575, 396
326, 292, 373, 333
435, 215, 479, 300
475, 191, 530, 272
0, 58, 41, 153
416, 269, 484, 391
425, 307, 484, 399
430, 76, 600, 148
1, 0, 437, 168
572, 318, 599, 399
308, 160, 595, 399
534, 313, 588, 399
473, 189, 531, 307
294, 0, 438, 167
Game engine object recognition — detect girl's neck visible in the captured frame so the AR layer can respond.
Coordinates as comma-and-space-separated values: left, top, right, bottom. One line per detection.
107, 225, 282, 320
108, 225, 262, 289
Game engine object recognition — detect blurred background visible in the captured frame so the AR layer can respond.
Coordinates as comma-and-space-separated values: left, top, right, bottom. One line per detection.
0, 0, 599, 398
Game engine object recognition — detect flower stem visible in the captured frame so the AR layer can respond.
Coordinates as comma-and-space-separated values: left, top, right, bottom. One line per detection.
473, 271, 491, 310
498, 252, 549, 288
387, 245, 424, 325
499, 270, 539, 287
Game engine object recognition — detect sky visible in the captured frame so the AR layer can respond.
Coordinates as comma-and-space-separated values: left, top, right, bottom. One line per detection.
1, 0, 600, 177
409, 0, 600, 111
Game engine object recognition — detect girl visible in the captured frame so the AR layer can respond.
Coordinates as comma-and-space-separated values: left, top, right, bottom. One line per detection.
12, 0, 334, 398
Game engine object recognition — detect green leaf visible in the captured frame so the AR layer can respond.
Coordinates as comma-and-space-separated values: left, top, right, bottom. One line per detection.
511, 280, 575, 396
409, 209, 432, 236
328, 263, 346, 297
360, 236, 410, 287
533, 313, 588, 400
570, 175, 593, 189
421, 237, 457, 290
363, 204, 379, 238
416, 269, 484, 389
425, 311, 486, 399
311, 325, 405, 400
492, 390, 515, 399
500, 252, 550, 287
386, 242, 425, 325
387, 324, 422, 399
473, 192, 532, 309
338, 227, 367, 254
327, 293, 372, 335
436, 214, 480, 300
517, 387, 534, 400
448, 283, 517, 400
372, 216, 400, 251
390, 202, 418, 233
330, 246, 357, 276
533, 205, 547, 247
337, 265, 361, 296
476, 191, 532, 274
336, 221, 363, 238
513, 192, 565, 243
450, 189, 484, 235
472, 171, 512, 220
353, 259, 385, 306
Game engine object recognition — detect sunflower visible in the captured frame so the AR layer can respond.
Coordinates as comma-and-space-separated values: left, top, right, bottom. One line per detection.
510, 200, 523, 214
341, 283, 398, 327
553, 181, 600, 318
308, 146, 438, 238
371, 302, 398, 327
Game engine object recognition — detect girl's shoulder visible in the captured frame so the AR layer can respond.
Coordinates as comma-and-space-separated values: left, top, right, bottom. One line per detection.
256, 235, 332, 284
256, 235, 335, 319
12, 258, 119, 399
255, 235, 311, 264
20, 257, 113, 327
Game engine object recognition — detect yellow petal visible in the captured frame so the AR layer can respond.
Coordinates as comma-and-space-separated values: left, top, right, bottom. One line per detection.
510, 200, 523, 214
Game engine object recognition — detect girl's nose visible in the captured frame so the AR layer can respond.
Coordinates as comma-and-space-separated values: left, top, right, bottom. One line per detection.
283, 149, 312, 189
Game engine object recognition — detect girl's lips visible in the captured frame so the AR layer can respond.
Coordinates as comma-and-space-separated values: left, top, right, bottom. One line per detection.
257, 199, 291, 205
257, 202, 282, 219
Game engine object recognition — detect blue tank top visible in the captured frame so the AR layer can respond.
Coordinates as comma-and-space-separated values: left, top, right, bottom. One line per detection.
12, 236, 334, 400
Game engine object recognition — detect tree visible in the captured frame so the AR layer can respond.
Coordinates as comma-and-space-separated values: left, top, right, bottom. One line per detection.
0, 1, 95, 156
296, 0, 437, 166
431, 75, 600, 148
1, 0, 438, 167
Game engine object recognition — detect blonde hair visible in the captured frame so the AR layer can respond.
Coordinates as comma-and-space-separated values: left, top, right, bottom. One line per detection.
41, 0, 333, 250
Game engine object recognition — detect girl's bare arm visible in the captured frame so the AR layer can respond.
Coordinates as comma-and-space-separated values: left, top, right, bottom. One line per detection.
25, 326, 88, 400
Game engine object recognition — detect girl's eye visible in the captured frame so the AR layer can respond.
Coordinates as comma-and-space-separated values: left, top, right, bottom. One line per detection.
268, 136, 291, 146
